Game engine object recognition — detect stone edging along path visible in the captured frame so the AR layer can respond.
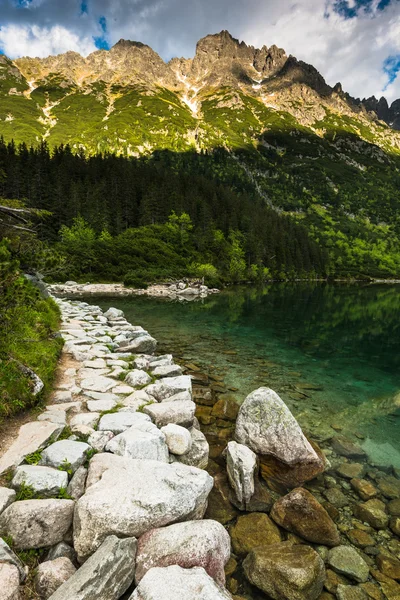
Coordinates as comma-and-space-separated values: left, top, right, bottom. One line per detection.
0, 298, 399, 599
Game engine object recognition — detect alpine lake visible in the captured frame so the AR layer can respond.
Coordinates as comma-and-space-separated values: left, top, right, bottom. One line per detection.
89, 282, 400, 470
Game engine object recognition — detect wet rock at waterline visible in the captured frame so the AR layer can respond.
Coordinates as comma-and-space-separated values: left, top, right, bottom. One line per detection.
270, 487, 340, 546
130, 565, 233, 600
230, 512, 281, 556
73, 456, 213, 559
235, 387, 324, 485
135, 520, 231, 586
243, 542, 325, 600
226, 441, 257, 507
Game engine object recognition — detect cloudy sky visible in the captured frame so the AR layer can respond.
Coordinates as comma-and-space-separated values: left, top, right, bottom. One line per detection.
0, 0, 400, 102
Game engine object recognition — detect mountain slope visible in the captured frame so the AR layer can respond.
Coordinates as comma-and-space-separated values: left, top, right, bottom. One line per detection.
2, 31, 400, 278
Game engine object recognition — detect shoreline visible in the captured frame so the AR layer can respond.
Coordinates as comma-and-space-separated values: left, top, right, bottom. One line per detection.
0, 298, 399, 598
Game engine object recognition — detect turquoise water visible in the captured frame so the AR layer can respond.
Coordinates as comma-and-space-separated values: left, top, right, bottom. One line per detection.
91, 283, 400, 467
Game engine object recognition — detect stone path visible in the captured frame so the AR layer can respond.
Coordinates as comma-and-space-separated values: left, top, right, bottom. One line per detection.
0, 299, 231, 599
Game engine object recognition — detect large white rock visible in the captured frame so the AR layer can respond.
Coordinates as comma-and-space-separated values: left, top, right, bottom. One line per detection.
98, 411, 151, 434
35, 557, 76, 599
161, 424, 192, 455
11, 466, 68, 498
0, 500, 74, 549
0, 488, 16, 515
47, 535, 137, 600
69, 413, 100, 429
0, 563, 20, 600
145, 376, 192, 402
226, 441, 257, 506
125, 370, 152, 388
0, 422, 63, 475
151, 365, 183, 378
235, 387, 321, 465
104, 307, 124, 320
80, 376, 116, 393
40, 440, 90, 473
130, 566, 233, 600
73, 457, 213, 559
119, 335, 157, 354
105, 423, 169, 462
135, 520, 231, 585
171, 428, 209, 470
143, 401, 196, 428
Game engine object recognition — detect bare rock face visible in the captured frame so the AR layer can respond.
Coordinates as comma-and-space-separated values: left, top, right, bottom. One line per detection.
47, 535, 137, 600
243, 542, 325, 600
129, 565, 233, 600
270, 488, 340, 547
135, 520, 231, 586
35, 557, 76, 599
0, 499, 74, 550
73, 456, 213, 559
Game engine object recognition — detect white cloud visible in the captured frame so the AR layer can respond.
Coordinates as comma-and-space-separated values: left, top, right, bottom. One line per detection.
0, 0, 400, 101
0, 24, 96, 58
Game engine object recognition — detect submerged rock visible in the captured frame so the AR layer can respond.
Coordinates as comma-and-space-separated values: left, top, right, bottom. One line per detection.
327, 546, 370, 583
230, 512, 281, 556
135, 520, 230, 586
243, 542, 325, 600
270, 488, 340, 546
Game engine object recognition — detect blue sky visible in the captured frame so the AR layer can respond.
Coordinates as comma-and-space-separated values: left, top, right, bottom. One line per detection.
0, 0, 399, 101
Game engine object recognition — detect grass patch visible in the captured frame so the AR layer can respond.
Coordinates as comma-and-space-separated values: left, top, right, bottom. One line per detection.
24, 451, 42, 466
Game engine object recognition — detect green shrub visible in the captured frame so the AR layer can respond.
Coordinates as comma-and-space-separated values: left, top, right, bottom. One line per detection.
123, 272, 149, 289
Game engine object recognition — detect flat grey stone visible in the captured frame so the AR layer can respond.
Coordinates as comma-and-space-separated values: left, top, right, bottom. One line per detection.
80, 376, 116, 393
0, 538, 26, 582
327, 546, 370, 583
151, 365, 183, 378
87, 431, 114, 452
0, 421, 63, 475
67, 466, 87, 500
125, 370, 152, 388
45, 542, 77, 566
145, 376, 192, 402
48, 535, 137, 600
40, 440, 90, 473
143, 400, 196, 428
106, 422, 169, 462
11, 465, 68, 498
69, 413, 100, 429
86, 398, 117, 412
98, 412, 151, 434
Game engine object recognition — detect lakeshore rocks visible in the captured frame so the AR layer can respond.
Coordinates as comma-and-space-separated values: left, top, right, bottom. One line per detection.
130, 565, 233, 600
270, 488, 340, 546
327, 546, 370, 582
40, 440, 90, 473
0, 500, 74, 549
73, 457, 213, 559
0, 539, 26, 582
35, 557, 76, 599
98, 411, 151, 434
125, 369, 152, 388
243, 542, 325, 600
135, 520, 231, 585
226, 441, 257, 506
145, 375, 192, 401
0, 488, 16, 514
48, 535, 137, 600
171, 427, 209, 468
11, 465, 68, 498
118, 334, 157, 354
331, 436, 367, 459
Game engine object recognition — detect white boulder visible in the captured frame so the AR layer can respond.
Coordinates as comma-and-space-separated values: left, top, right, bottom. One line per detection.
40, 440, 90, 473
143, 401, 196, 428
105, 423, 169, 462
11, 466, 68, 498
226, 441, 257, 506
